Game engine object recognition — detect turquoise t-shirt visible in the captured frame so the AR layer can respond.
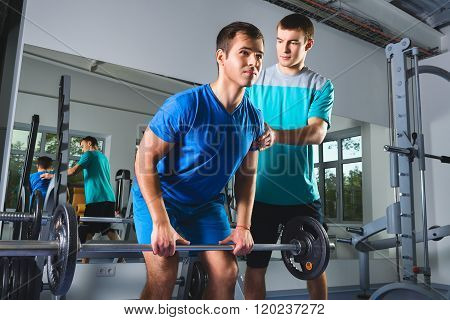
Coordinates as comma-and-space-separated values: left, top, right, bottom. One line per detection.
248, 64, 334, 205
77, 150, 115, 204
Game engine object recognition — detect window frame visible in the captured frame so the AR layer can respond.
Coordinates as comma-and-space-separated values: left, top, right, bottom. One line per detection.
315, 127, 362, 224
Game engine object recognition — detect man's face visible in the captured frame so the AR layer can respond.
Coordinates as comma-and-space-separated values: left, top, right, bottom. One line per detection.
80, 140, 90, 153
276, 27, 313, 68
218, 32, 264, 87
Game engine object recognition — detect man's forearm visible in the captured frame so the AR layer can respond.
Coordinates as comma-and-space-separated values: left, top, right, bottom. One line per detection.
135, 157, 169, 225
234, 172, 256, 228
275, 124, 324, 146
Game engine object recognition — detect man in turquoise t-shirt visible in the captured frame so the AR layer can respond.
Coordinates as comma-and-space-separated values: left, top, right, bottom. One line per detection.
68, 136, 120, 248
245, 14, 334, 300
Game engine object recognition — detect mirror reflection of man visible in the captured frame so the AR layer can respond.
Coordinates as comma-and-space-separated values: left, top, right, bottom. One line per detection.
68, 136, 121, 261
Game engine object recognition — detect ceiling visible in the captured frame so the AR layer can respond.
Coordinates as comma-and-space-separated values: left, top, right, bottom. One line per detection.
263, 0, 449, 58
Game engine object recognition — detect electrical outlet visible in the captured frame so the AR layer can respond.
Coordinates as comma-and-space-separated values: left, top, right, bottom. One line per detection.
96, 265, 116, 277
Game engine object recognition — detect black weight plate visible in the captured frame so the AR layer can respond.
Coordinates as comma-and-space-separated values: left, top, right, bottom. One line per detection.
47, 203, 78, 296
9, 258, 20, 299
26, 259, 41, 300
17, 257, 28, 300
188, 261, 208, 300
281, 216, 330, 280
25, 190, 44, 240
18, 258, 28, 299
0, 257, 9, 300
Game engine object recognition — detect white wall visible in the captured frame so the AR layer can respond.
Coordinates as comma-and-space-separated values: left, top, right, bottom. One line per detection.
23, 0, 389, 126
14, 55, 177, 181
419, 51, 450, 286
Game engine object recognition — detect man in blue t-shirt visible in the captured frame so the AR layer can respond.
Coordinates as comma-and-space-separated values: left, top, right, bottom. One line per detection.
29, 156, 54, 200
245, 14, 334, 300
133, 22, 265, 299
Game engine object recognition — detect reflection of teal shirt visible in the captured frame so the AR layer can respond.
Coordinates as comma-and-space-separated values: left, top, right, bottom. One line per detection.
248, 64, 334, 205
77, 150, 115, 204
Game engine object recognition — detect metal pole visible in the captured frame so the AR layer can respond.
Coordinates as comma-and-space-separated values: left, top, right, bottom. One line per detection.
80, 243, 301, 254
0, 240, 59, 256
412, 48, 431, 285
79, 217, 133, 224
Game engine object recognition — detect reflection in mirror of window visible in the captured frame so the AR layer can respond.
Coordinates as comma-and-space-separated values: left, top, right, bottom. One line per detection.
6, 127, 105, 209
343, 162, 362, 221
324, 167, 337, 219
70, 136, 83, 157
323, 141, 338, 162
45, 133, 57, 154
315, 129, 362, 223
313, 144, 319, 164
11, 129, 42, 152
342, 136, 362, 159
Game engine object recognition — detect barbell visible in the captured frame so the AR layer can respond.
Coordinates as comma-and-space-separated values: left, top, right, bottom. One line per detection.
0, 203, 331, 297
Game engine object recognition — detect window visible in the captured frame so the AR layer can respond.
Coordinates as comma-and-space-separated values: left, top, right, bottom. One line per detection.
314, 128, 362, 223
5, 126, 105, 209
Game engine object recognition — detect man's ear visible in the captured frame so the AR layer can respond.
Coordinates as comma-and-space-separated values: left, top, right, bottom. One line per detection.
216, 48, 226, 67
305, 38, 314, 51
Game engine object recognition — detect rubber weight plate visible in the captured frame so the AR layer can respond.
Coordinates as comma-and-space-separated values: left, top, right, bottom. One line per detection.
281, 216, 330, 280
8, 258, 20, 299
188, 261, 208, 300
26, 259, 42, 300
47, 203, 78, 296
0, 257, 9, 300
22, 190, 43, 240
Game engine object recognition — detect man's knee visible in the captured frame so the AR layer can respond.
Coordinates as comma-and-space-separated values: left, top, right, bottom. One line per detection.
210, 261, 238, 285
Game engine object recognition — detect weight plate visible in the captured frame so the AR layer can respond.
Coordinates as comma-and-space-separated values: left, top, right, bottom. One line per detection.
23, 190, 43, 240
0, 257, 9, 300
27, 259, 41, 300
18, 258, 28, 299
188, 261, 208, 300
9, 258, 20, 299
47, 204, 78, 296
281, 216, 330, 280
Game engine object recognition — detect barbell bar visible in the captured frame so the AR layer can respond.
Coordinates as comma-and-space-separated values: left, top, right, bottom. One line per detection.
0, 241, 302, 256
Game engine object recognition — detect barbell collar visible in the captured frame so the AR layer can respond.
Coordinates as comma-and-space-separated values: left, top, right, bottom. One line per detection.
0, 212, 35, 222
0, 240, 59, 256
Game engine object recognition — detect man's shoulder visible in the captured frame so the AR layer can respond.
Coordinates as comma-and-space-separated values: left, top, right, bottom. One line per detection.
302, 68, 332, 91
29, 171, 40, 180
168, 85, 206, 105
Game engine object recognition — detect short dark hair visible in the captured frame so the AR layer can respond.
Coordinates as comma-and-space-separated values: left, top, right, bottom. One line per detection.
277, 14, 314, 41
37, 156, 53, 170
81, 136, 98, 147
216, 21, 264, 55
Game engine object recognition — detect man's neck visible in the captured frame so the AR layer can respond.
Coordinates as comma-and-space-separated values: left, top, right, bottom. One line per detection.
37, 168, 47, 172
210, 78, 245, 113
278, 60, 305, 76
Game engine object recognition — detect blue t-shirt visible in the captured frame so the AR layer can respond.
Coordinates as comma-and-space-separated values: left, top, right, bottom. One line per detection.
248, 64, 334, 205
133, 84, 264, 205
29, 171, 52, 200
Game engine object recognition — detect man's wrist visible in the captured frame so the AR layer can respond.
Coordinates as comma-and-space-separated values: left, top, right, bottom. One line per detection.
236, 224, 251, 231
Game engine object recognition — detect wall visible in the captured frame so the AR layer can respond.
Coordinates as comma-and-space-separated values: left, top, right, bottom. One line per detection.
23, 0, 389, 126
14, 55, 181, 181
419, 50, 450, 286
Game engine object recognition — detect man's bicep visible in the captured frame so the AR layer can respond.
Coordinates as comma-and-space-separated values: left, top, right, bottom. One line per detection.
136, 128, 174, 173
238, 150, 259, 176
77, 152, 90, 168
308, 117, 328, 134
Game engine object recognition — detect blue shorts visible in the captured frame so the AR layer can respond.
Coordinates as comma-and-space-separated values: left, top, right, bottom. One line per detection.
133, 189, 231, 245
